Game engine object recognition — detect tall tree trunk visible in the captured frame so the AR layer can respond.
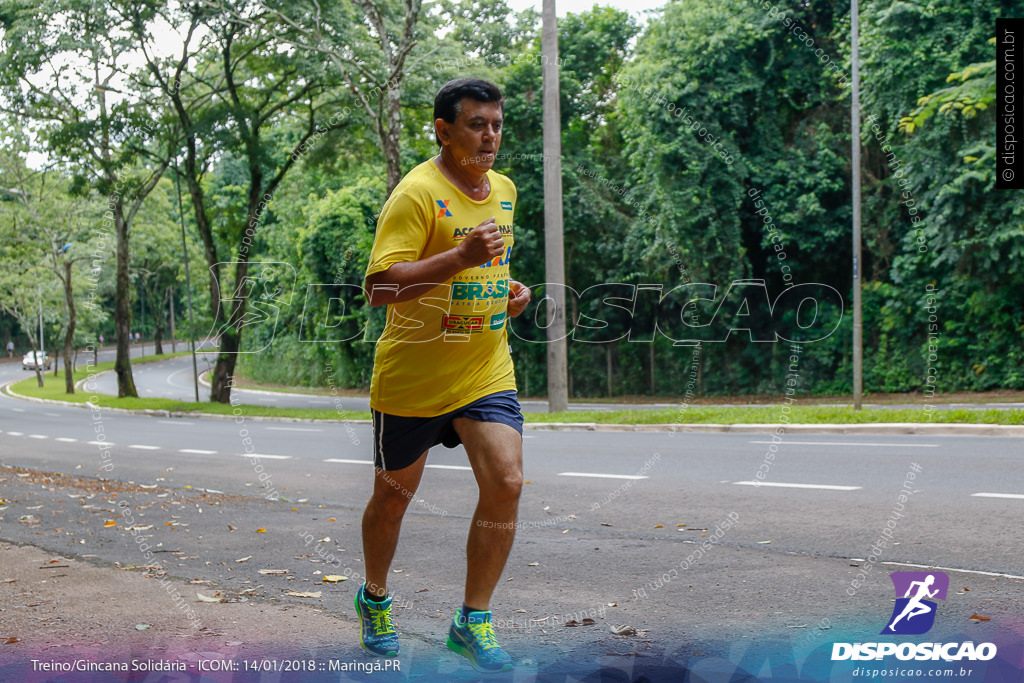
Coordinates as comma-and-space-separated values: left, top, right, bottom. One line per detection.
211, 329, 241, 403
384, 86, 403, 194
606, 344, 613, 397
154, 320, 164, 355
62, 260, 76, 394
113, 201, 137, 397
168, 285, 176, 353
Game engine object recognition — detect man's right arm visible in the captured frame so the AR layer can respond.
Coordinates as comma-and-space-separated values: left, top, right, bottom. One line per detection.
365, 217, 505, 307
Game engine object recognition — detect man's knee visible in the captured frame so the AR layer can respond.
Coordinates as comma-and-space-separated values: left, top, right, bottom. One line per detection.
371, 479, 416, 517
486, 471, 523, 502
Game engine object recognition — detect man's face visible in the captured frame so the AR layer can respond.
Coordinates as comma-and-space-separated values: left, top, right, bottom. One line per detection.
436, 98, 503, 174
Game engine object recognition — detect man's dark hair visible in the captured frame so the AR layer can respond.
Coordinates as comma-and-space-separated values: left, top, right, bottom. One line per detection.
433, 78, 504, 146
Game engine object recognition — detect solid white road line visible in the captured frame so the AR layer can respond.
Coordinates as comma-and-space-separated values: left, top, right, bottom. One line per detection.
881, 561, 1024, 581
244, 453, 292, 459
129, 444, 160, 450
266, 427, 323, 432
971, 492, 1024, 500
733, 481, 861, 491
425, 464, 473, 471
179, 449, 217, 455
748, 440, 938, 448
324, 458, 373, 465
558, 472, 649, 480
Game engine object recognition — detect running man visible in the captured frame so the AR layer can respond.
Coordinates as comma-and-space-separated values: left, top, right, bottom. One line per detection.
888, 574, 939, 631
356, 78, 531, 672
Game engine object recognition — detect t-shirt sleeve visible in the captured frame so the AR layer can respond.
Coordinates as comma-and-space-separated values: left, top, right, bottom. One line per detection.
365, 189, 432, 279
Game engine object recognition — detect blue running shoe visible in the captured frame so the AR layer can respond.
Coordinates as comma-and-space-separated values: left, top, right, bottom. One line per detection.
354, 584, 399, 657
447, 609, 513, 672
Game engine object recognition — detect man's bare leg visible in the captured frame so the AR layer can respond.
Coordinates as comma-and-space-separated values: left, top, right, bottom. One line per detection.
361, 453, 428, 598
452, 418, 523, 610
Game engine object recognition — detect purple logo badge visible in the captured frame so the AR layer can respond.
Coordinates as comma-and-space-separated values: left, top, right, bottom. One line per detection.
881, 571, 949, 635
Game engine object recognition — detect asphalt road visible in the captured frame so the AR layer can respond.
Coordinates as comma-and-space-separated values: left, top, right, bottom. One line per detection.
2, 356, 1023, 681
84, 351, 1024, 412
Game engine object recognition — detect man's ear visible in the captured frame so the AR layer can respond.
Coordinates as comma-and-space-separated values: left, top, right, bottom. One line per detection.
435, 118, 449, 145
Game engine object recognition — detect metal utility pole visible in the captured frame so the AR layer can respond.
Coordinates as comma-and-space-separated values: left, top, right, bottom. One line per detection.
851, 0, 863, 410
542, 0, 568, 413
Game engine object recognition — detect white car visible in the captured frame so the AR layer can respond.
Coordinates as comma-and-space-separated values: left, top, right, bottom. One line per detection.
22, 351, 51, 371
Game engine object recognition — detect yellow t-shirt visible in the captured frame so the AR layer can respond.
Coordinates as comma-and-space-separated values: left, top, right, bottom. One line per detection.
365, 159, 517, 417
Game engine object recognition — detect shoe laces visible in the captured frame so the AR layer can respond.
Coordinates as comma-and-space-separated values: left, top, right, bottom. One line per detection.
466, 621, 500, 650
367, 603, 395, 635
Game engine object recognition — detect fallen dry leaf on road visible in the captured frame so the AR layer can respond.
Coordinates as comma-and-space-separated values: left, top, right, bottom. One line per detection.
527, 562, 539, 566
256, 528, 267, 533
258, 569, 288, 575
196, 592, 223, 603
322, 575, 347, 583
565, 620, 579, 627
968, 614, 991, 622
610, 624, 637, 636
654, 524, 663, 528
285, 591, 322, 598
103, 521, 117, 527
4, 638, 18, 644
581, 618, 596, 625
236, 556, 252, 563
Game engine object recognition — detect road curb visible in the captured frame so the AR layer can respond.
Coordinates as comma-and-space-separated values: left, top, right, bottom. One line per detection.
524, 422, 1024, 436
5, 379, 1022, 435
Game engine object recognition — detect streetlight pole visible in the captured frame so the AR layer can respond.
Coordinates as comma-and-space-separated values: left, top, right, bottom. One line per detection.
851, 0, 863, 410
542, 0, 569, 413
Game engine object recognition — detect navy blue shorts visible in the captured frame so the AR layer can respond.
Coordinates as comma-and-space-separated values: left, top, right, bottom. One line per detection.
371, 390, 523, 471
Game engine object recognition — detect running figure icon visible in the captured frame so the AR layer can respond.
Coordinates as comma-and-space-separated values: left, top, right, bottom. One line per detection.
882, 571, 948, 635
888, 575, 939, 631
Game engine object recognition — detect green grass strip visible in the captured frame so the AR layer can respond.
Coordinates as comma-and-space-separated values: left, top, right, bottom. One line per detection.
9, 357, 1023, 425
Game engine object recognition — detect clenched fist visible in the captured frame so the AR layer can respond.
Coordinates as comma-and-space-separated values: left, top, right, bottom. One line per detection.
508, 280, 531, 318
457, 217, 505, 268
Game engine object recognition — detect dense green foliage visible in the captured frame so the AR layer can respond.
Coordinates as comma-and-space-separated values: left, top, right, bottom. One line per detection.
1, 0, 1019, 399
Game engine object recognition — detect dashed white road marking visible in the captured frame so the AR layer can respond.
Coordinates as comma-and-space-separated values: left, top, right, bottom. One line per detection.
243, 453, 292, 460
266, 427, 323, 432
7, 431, 24, 436
425, 464, 472, 471
971, 492, 1024, 500
881, 561, 1024, 581
28, 434, 48, 439
733, 481, 861, 491
87, 440, 111, 446
748, 440, 939, 448
558, 472, 648, 480
129, 444, 160, 450
55, 437, 78, 443
180, 449, 217, 455
324, 458, 373, 465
